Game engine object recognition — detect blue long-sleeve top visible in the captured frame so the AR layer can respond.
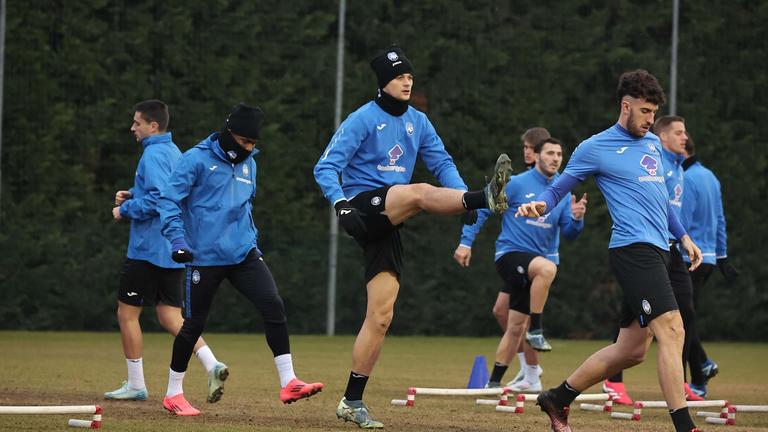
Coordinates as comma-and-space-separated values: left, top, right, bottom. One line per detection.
537, 124, 686, 251
459, 168, 583, 263
313, 101, 467, 205
158, 133, 261, 266
120, 132, 184, 269
680, 158, 728, 264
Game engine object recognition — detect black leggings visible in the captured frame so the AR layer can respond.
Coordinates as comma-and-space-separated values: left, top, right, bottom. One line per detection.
170, 249, 290, 372
688, 264, 715, 384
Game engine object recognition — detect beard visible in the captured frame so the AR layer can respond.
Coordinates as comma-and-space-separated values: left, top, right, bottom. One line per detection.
627, 111, 649, 138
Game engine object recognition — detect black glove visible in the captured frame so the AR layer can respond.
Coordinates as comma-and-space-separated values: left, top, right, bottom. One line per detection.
461, 210, 478, 225
334, 200, 367, 240
717, 258, 739, 283
171, 238, 194, 263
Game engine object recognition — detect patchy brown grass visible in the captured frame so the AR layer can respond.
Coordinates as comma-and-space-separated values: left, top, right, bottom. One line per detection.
1, 332, 766, 431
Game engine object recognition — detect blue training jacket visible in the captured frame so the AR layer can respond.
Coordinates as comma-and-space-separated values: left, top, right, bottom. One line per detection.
680, 159, 727, 264
159, 133, 261, 266
313, 101, 467, 205
538, 124, 683, 251
120, 132, 183, 269
459, 168, 583, 263
661, 146, 685, 241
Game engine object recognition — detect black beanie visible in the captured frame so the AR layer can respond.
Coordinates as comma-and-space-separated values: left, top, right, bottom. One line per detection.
223, 103, 264, 139
370, 45, 414, 89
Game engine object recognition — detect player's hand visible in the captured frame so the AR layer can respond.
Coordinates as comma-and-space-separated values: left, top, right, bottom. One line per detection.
112, 206, 123, 221
461, 210, 478, 225
680, 235, 702, 271
334, 200, 367, 240
171, 238, 194, 263
453, 245, 472, 267
115, 190, 132, 206
515, 201, 547, 218
571, 193, 588, 220
717, 258, 739, 283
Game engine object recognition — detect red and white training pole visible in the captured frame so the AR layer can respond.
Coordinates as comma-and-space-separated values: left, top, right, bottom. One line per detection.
0, 405, 102, 429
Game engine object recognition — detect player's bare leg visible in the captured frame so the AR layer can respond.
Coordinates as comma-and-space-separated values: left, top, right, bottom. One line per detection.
492, 292, 510, 330
384, 183, 468, 225
105, 302, 148, 400
351, 272, 400, 375
526, 258, 557, 351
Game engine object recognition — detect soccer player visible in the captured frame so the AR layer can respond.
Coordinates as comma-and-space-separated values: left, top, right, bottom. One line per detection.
603, 115, 706, 403
454, 137, 587, 392
158, 103, 323, 416
313, 45, 513, 429
680, 133, 737, 396
517, 70, 704, 432
106, 100, 226, 403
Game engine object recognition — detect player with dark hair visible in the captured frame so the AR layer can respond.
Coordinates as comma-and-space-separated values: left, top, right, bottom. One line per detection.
106, 100, 226, 404
521, 127, 551, 169
517, 70, 704, 432
314, 44, 513, 429
158, 103, 323, 416
454, 137, 587, 393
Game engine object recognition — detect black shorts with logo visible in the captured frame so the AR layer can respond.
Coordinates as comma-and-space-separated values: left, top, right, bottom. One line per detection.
609, 243, 678, 328
118, 258, 184, 307
349, 186, 403, 283
495, 251, 538, 314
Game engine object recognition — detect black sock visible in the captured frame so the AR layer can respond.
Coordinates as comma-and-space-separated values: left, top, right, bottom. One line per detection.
489, 362, 508, 383
552, 380, 580, 407
462, 190, 487, 210
530, 313, 542, 332
670, 407, 696, 432
344, 371, 369, 401
608, 370, 623, 383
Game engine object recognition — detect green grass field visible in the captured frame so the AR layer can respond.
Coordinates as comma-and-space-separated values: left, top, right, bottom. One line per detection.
1, 332, 767, 431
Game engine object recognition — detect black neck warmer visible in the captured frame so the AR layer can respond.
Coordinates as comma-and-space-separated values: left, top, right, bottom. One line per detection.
375, 89, 409, 116
217, 130, 251, 164
682, 155, 698, 171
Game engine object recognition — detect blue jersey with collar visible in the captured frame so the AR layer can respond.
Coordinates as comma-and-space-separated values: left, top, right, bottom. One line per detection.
120, 132, 183, 269
459, 168, 583, 262
661, 146, 685, 241
680, 160, 727, 264
159, 133, 261, 266
313, 101, 467, 205
558, 124, 670, 250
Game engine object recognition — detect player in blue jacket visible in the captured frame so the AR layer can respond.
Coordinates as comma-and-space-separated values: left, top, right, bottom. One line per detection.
157, 103, 323, 416
106, 100, 224, 403
453, 137, 587, 393
517, 70, 704, 432
313, 45, 513, 429
681, 135, 737, 396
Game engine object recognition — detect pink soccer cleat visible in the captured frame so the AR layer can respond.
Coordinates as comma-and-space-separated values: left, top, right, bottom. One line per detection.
279, 378, 324, 404
602, 380, 634, 405
163, 393, 201, 416
684, 383, 705, 401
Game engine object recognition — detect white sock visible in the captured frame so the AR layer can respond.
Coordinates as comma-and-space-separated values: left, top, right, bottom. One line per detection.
195, 345, 218, 373
517, 352, 527, 369
166, 369, 185, 397
274, 354, 296, 388
126, 358, 145, 390
524, 364, 540, 383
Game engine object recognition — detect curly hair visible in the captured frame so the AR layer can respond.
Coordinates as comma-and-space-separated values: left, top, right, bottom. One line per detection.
616, 70, 666, 106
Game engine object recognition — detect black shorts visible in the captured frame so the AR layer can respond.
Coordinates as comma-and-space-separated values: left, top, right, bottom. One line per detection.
118, 258, 184, 307
609, 243, 678, 328
349, 186, 404, 283
668, 244, 693, 296
495, 251, 537, 314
